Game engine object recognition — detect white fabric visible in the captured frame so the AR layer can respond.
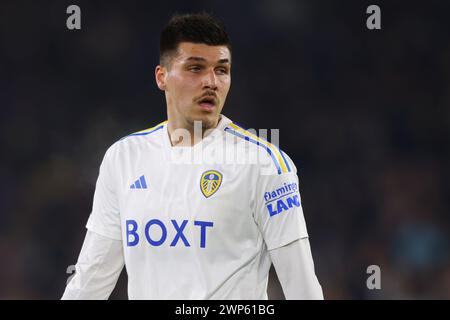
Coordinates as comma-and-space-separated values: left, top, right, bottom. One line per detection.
64, 114, 320, 299
62, 230, 124, 299
269, 238, 324, 299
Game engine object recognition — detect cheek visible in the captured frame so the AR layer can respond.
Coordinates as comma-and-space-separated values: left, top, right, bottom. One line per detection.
168, 75, 193, 97
167, 76, 201, 110
219, 78, 231, 95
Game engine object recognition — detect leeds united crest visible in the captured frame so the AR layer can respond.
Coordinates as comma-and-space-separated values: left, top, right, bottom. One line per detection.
200, 170, 223, 198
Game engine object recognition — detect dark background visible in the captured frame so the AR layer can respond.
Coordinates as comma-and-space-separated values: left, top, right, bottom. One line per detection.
1, 0, 449, 299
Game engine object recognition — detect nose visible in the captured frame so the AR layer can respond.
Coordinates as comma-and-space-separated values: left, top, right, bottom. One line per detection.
202, 69, 218, 91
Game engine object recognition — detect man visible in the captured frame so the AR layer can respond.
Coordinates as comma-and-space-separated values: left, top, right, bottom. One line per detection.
62, 12, 323, 300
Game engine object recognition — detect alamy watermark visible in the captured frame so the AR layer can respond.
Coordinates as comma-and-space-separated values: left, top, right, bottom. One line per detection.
366, 5, 381, 30
366, 264, 381, 290
163, 121, 284, 175
66, 5, 81, 30
66, 264, 76, 286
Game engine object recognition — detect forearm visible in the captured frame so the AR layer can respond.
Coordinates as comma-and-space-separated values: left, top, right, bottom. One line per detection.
269, 237, 324, 300
62, 230, 124, 300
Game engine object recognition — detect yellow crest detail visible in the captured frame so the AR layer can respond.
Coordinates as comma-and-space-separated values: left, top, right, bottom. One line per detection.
200, 170, 223, 198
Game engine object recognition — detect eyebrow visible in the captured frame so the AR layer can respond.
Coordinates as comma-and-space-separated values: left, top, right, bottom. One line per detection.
185, 56, 231, 64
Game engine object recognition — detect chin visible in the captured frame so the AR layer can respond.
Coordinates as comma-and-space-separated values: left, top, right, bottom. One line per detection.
189, 113, 220, 130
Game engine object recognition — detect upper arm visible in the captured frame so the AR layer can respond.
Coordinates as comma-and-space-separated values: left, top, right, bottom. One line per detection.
253, 164, 309, 251
62, 230, 124, 300
86, 145, 122, 240
269, 238, 324, 300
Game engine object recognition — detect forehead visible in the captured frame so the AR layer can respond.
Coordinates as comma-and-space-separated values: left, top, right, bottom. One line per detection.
174, 42, 231, 64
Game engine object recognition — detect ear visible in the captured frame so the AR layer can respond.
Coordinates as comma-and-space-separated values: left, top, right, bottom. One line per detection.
155, 65, 167, 91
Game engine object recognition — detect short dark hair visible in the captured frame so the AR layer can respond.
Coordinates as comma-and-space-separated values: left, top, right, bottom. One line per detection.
159, 12, 231, 67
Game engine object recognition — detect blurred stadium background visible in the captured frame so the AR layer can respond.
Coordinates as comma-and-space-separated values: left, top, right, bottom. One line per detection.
1, 0, 449, 299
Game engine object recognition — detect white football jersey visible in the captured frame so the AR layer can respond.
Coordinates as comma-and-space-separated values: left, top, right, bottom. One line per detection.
86, 114, 309, 299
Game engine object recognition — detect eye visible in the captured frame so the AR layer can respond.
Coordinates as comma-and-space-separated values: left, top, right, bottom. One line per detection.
215, 67, 229, 75
188, 65, 202, 72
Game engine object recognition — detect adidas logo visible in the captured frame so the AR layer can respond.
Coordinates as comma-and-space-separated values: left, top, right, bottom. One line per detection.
130, 175, 148, 189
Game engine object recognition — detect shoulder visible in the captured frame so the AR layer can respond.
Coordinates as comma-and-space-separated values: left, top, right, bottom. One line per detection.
222, 120, 296, 176
104, 120, 167, 161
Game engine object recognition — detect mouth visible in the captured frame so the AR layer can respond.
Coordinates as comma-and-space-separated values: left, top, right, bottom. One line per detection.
197, 96, 218, 112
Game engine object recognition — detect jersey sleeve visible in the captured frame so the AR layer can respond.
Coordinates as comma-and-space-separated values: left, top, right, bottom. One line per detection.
253, 152, 309, 251
62, 230, 125, 300
86, 145, 122, 241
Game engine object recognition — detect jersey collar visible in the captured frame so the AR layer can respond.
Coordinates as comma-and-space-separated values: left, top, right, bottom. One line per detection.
161, 114, 232, 162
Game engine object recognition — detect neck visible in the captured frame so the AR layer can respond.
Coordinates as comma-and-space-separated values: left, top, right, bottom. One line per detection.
167, 115, 221, 147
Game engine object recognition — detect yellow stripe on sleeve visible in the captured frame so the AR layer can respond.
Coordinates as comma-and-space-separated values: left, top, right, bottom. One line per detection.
134, 120, 168, 134
229, 123, 289, 173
